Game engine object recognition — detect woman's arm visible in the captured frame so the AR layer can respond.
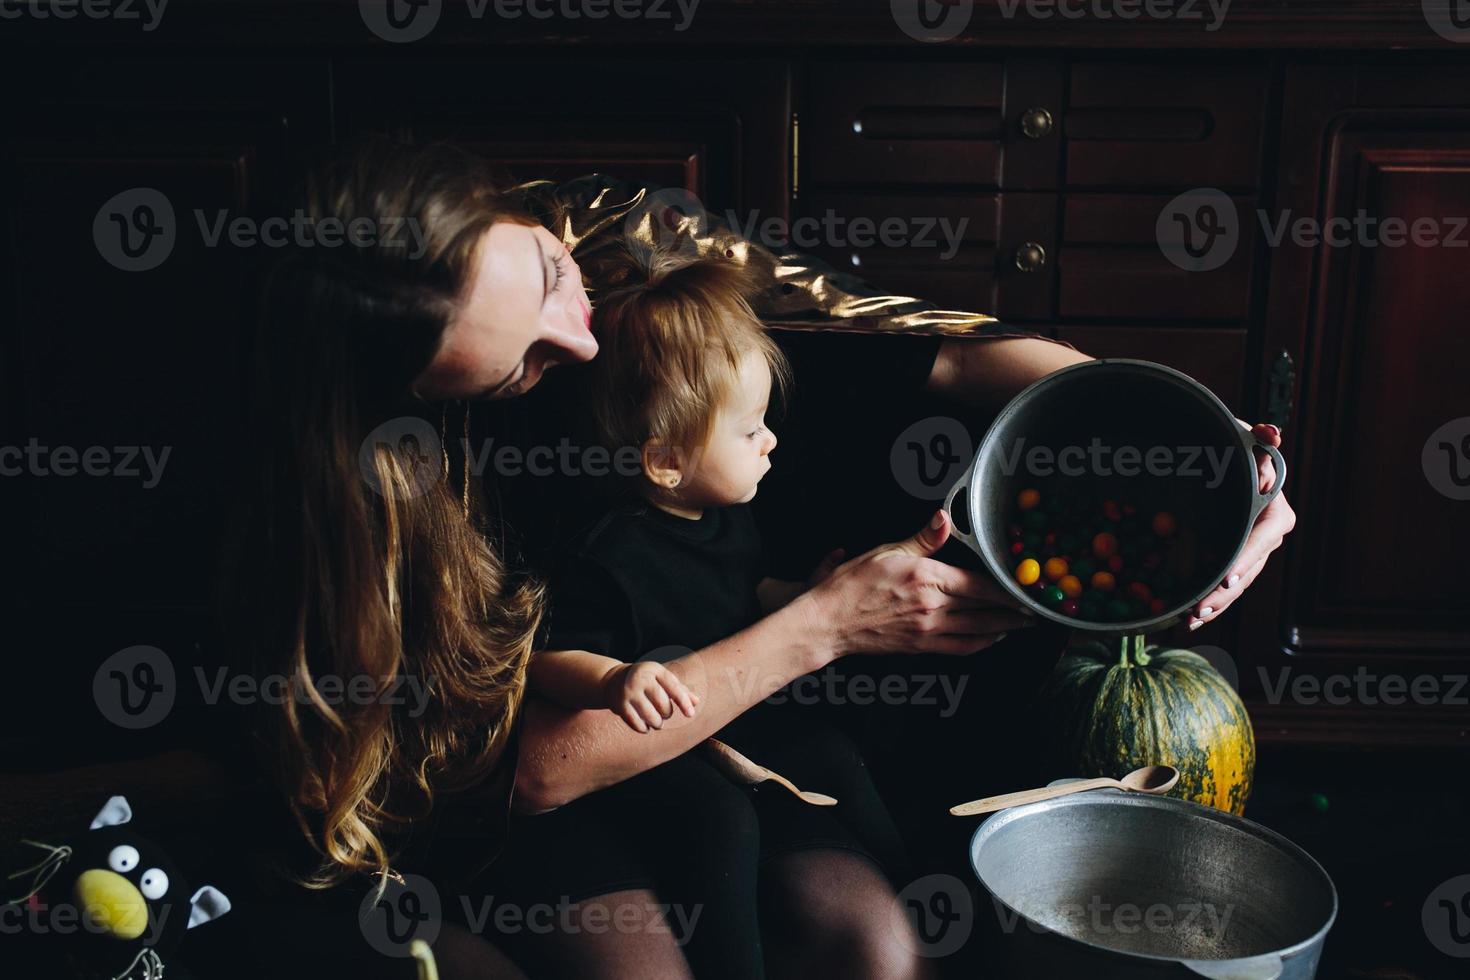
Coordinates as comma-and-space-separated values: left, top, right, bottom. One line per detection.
514, 511, 1033, 812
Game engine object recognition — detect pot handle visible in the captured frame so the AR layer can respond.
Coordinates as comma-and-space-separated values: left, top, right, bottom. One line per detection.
1246, 432, 1288, 523
941, 478, 982, 556
1182, 953, 1283, 980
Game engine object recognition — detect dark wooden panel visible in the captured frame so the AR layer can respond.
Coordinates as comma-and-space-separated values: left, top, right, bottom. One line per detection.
0, 61, 328, 614
1285, 121, 1470, 651
1059, 194, 1255, 320
806, 60, 1005, 187
796, 192, 1056, 319
1066, 63, 1268, 190
336, 57, 790, 219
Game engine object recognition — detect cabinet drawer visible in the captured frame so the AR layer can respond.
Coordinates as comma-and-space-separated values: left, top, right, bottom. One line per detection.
1066, 64, 1267, 190
1054, 326, 1247, 410
1059, 194, 1255, 321
798, 192, 1056, 320
807, 61, 1006, 186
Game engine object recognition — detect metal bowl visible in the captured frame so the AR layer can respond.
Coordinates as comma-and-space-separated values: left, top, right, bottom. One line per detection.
969, 791, 1337, 979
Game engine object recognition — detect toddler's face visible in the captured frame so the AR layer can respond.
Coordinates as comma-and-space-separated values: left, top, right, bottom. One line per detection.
677, 349, 777, 508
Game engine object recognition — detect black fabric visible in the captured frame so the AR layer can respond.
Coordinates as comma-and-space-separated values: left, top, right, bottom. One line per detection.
542, 502, 766, 659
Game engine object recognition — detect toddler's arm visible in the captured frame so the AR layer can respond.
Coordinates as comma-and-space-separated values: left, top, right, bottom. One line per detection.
531, 650, 699, 734
757, 547, 846, 613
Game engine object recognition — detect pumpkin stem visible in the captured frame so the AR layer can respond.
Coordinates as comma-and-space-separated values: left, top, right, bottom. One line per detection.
1116, 633, 1150, 667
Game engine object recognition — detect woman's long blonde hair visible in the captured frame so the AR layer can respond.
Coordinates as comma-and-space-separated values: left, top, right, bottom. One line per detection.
222, 136, 547, 887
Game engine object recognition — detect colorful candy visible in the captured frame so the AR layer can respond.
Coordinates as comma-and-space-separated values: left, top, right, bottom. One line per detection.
1015, 558, 1041, 586
1007, 490, 1190, 624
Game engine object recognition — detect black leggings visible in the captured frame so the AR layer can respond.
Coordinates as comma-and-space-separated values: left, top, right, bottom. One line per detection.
458, 708, 909, 979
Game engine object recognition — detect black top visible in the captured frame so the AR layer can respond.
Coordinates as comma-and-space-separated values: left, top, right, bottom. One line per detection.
543, 502, 768, 661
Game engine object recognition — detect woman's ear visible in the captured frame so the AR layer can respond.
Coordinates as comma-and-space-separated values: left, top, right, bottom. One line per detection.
642, 441, 685, 490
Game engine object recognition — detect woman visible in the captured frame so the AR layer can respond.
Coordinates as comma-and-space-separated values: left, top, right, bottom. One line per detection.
213, 135, 1294, 979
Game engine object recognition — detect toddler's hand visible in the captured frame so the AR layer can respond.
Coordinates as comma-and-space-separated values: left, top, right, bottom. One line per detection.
602, 661, 700, 733
807, 547, 846, 589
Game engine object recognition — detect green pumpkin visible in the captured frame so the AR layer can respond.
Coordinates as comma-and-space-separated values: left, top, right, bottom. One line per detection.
1040, 635, 1255, 815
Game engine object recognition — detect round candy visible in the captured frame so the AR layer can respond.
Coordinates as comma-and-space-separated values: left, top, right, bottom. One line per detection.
1043, 557, 1069, 582
1023, 530, 1043, 549
1091, 532, 1118, 559
1091, 571, 1116, 592
1058, 574, 1083, 599
1009, 540, 1025, 556
1102, 499, 1122, 522
1127, 581, 1154, 603
1059, 599, 1080, 617
1152, 511, 1178, 538
1018, 488, 1041, 511
1070, 558, 1097, 582
1043, 585, 1065, 606
1022, 509, 1049, 531
1015, 558, 1041, 586
1149, 598, 1167, 615
1106, 598, 1133, 621
1107, 554, 1125, 574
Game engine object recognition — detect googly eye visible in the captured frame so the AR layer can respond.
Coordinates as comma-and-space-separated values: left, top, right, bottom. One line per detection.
139, 868, 169, 901
108, 845, 140, 874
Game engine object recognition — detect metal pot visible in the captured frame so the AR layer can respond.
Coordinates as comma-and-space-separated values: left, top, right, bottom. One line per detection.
942, 359, 1286, 633
969, 791, 1337, 980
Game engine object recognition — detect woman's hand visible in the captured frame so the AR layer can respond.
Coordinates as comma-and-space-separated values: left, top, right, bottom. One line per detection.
1187, 422, 1296, 630
602, 661, 700, 733
801, 509, 1036, 657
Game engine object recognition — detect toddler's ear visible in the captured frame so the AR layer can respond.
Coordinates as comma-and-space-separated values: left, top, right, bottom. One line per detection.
642, 441, 685, 490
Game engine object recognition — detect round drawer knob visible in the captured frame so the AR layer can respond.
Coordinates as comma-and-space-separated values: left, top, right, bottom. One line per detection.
1014, 242, 1047, 273
1020, 107, 1054, 140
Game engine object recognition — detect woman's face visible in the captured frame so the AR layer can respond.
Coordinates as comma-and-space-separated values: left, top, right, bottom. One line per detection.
415, 222, 598, 400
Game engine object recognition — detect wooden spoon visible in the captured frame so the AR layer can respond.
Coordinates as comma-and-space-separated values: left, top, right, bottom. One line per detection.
948, 765, 1180, 817
702, 738, 838, 806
